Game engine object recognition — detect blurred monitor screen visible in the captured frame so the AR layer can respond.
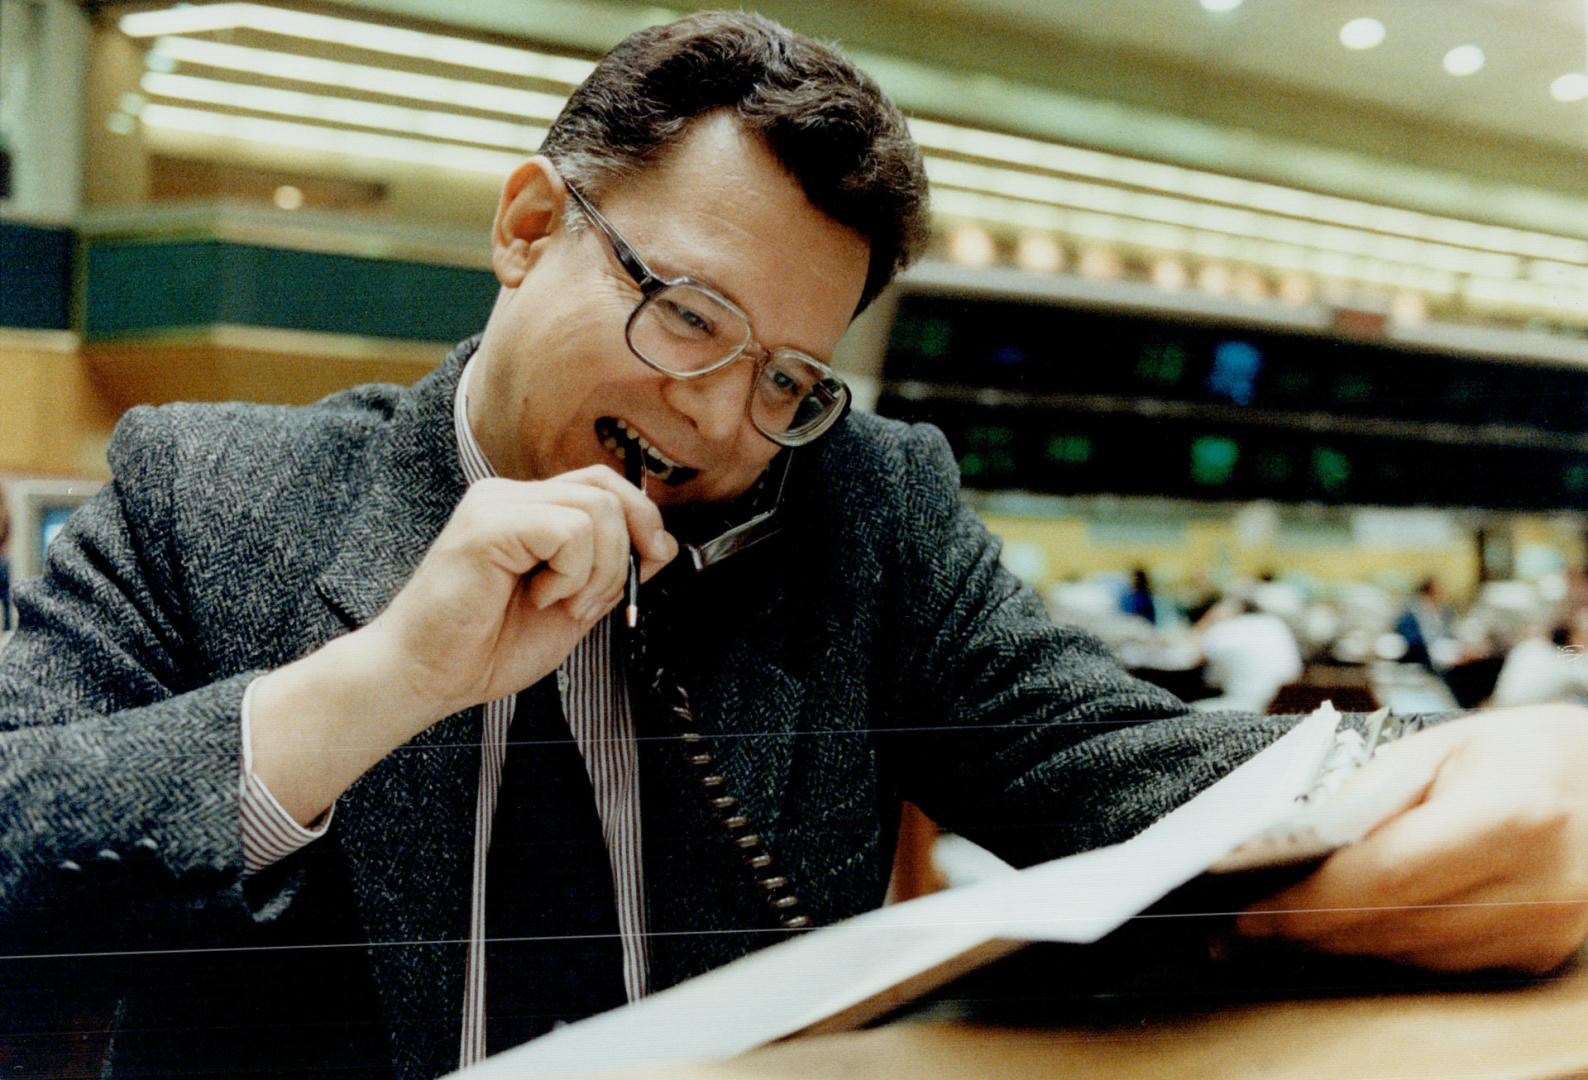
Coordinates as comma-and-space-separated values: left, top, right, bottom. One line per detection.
8, 480, 100, 582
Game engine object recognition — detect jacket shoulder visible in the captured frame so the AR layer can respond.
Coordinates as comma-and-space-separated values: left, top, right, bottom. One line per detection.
801, 412, 964, 534
107, 382, 404, 491
808, 412, 957, 493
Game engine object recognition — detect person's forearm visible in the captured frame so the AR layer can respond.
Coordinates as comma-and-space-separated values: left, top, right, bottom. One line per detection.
248, 628, 446, 826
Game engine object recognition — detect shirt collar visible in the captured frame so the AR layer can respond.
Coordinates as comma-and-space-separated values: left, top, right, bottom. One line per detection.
453, 351, 497, 484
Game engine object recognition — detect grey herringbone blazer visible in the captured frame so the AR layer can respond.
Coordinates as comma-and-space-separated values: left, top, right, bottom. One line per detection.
0, 340, 1292, 1078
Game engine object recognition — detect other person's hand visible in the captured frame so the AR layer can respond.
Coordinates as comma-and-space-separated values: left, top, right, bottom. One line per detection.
1237, 705, 1588, 974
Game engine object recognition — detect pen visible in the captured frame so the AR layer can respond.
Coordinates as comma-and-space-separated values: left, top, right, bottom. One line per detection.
624, 450, 645, 630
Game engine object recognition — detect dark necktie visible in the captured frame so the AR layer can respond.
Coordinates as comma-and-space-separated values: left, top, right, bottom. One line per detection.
484, 676, 628, 1055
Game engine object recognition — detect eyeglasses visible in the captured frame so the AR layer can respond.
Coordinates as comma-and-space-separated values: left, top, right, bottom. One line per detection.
564, 182, 850, 447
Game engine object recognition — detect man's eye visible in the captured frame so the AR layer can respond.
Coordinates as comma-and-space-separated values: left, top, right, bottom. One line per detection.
662, 300, 713, 336
761, 365, 809, 402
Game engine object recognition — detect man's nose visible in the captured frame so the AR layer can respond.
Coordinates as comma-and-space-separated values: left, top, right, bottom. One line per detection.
662, 361, 752, 444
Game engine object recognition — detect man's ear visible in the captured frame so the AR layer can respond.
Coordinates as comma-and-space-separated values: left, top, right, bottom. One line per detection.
491, 155, 568, 288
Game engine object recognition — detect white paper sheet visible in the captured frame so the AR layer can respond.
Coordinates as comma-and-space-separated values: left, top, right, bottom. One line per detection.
449, 706, 1340, 1078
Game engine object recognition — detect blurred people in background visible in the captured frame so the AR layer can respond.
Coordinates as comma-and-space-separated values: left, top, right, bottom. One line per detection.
1489, 611, 1588, 709
1119, 566, 1158, 625
1251, 570, 1305, 626
1178, 571, 1221, 624
1565, 563, 1588, 621
1191, 597, 1303, 713
1395, 576, 1456, 671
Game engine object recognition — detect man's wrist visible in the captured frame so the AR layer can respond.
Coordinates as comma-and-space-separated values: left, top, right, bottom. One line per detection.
249, 628, 446, 825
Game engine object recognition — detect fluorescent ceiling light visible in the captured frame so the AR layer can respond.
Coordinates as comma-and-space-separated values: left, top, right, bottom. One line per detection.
909, 118, 1588, 263
1339, 18, 1386, 50
923, 156, 1521, 279
1199, 0, 1243, 11
147, 36, 568, 120
140, 71, 544, 150
1443, 45, 1486, 77
139, 103, 526, 175
121, 2, 595, 85
929, 188, 1467, 295
1551, 73, 1588, 102
1465, 276, 1588, 316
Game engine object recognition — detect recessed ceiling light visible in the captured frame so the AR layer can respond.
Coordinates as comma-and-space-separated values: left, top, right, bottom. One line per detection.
947, 224, 996, 267
1015, 233, 1064, 274
1199, 0, 1243, 12
1339, 18, 1386, 50
1551, 72, 1588, 102
1443, 45, 1485, 76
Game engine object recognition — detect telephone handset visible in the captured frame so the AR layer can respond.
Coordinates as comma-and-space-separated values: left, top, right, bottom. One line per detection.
629, 450, 812, 931
663, 451, 793, 572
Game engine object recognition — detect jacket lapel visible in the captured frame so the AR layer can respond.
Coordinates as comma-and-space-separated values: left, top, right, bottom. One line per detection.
313, 339, 473, 632
298, 340, 481, 1077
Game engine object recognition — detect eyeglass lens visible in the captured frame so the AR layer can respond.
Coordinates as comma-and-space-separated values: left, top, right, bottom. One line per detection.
629, 282, 845, 441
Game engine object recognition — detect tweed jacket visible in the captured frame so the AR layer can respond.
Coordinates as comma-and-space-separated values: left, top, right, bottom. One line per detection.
0, 340, 1293, 1078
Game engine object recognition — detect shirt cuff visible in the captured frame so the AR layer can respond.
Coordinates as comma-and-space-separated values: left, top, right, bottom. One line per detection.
240, 676, 334, 875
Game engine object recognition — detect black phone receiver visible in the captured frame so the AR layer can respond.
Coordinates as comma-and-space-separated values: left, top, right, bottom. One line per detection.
664, 451, 793, 572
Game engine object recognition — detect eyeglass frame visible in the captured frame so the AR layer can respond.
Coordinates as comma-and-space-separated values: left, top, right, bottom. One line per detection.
562, 181, 851, 448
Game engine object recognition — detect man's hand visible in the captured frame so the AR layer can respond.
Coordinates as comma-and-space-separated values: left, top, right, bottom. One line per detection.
368, 467, 677, 717
1238, 705, 1588, 974
249, 466, 678, 824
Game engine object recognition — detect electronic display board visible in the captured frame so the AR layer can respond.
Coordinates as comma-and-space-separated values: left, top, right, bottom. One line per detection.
877, 294, 1588, 510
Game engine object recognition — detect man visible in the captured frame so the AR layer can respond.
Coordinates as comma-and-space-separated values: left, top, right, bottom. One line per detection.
3, 11, 1588, 1080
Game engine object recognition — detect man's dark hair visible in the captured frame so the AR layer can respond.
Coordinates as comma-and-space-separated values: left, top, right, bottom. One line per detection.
540, 10, 930, 312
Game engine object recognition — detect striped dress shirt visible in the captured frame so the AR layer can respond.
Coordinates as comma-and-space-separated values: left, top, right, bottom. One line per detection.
239, 353, 648, 1070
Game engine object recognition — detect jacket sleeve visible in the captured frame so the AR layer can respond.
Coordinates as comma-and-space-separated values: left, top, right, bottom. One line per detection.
0, 409, 292, 955
875, 423, 1295, 868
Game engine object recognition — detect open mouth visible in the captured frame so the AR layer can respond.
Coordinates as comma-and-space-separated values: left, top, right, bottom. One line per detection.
595, 416, 698, 487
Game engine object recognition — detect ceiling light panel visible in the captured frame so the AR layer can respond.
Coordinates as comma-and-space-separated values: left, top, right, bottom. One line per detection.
924, 156, 1522, 279
146, 36, 568, 120
139, 71, 543, 149
139, 103, 529, 174
115, 1, 1588, 322
121, 3, 596, 84
930, 188, 1468, 295
910, 118, 1588, 263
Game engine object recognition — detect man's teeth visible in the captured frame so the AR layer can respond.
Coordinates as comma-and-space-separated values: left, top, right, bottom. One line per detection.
613, 418, 683, 472
596, 417, 692, 483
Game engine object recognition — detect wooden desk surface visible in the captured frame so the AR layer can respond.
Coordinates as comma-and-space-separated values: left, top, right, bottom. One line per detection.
607, 956, 1588, 1080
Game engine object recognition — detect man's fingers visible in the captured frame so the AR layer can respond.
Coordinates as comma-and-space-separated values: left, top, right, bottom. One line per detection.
465, 474, 671, 611
1239, 737, 1490, 940
1302, 885, 1588, 974
515, 505, 597, 609
1240, 802, 1506, 941
1241, 721, 1588, 966
555, 465, 678, 564
542, 485, 632, 614
1281, 882, 1564, 955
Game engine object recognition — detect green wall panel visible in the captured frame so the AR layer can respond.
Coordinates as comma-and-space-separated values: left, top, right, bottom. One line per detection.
83, 239, 496, 342
0, 221, 73, 331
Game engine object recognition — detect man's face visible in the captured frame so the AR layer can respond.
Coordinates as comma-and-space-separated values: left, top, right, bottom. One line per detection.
469, 112, 870, 506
